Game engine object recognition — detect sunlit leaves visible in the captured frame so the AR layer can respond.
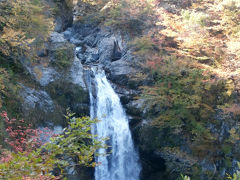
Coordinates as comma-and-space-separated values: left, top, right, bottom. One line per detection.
45, 114, 107, 168
142, 57, 231, 139
0, 112, 106, 179
0, 0, 54, 57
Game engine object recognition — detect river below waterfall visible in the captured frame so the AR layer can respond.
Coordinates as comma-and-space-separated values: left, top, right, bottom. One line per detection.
88, 67, 141, 180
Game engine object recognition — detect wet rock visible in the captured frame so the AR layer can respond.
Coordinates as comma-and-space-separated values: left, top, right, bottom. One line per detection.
91, 53, 99, 61
126, 99, 145, 117
110, 82, 139, 107
111, 83, 136, 97
37, 48, 48, 57
109, 59, 136, 85
83, 34, 97, 47
63, 28, 74, 40
49, 32, 67, 43
75, 47, 84, 54
112, 41, 122, 61
70, 37, 83, 46
71, 57, 87, 89
77, 54, 86, 63
83, 47, 99, 64
85, 54, 99, 64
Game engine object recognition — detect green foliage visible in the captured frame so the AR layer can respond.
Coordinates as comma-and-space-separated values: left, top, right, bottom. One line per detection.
79, 0, 154, 35
0, 65, 21, 117
142, 57, 232, 139
228, 163, 240, 180
53, 0, 74, 15
0, 0, 55, 122
44, 111, 107, 168
181, 10, 208, 27
227, 162, 240, 180
47, 80, 89, 119
179, 174, 191, 180
103, 1, 145, 34
180, 162, 240, 180
0, 68, 9, 108
0, 0, 54, 57
130, 36, 157, 57
52, 46, 74, 69
0, 150, 57, 179
0, 113, 106, 179
222, 144, 232, 155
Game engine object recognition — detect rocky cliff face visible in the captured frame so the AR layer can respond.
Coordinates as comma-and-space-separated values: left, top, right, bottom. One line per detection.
18, 2, 89, 127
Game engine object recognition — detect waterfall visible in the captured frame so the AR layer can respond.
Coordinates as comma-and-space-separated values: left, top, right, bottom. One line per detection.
88, 67, 141, 180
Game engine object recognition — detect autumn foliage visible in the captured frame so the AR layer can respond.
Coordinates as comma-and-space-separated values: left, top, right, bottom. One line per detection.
1, 111, 54, 153
0, 111, 57, 179
0, 111, 105, 179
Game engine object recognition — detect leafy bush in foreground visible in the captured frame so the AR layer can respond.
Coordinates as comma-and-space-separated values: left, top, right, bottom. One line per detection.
0, 111, 106, 179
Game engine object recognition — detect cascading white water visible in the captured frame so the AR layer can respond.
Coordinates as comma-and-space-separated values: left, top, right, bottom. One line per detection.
89, 67, 141, 180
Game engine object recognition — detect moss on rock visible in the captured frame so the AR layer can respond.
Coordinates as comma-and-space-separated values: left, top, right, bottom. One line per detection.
47, 80, 89, 118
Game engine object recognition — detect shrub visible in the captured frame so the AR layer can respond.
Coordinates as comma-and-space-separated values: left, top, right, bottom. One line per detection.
53, 48, 74, 69
142, 57, 231, 139
0, 0, 54, 58
0, 111, 106, 179
227, 162, 240, 180
130, 36, 157, 56
181, 10, 208, 27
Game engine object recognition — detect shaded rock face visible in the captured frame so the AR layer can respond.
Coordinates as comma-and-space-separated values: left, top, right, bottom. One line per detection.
47, 32, 75, 69
33, 66, 59, 87
21, 32, 75, 87
19, 30, 89, 127
47, 80, 89, 118
134, 108, 240, 179
19, 85, 63, 126
54, 0, 73, 33
20, 85, 54, 113
65, 22, 149, 100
